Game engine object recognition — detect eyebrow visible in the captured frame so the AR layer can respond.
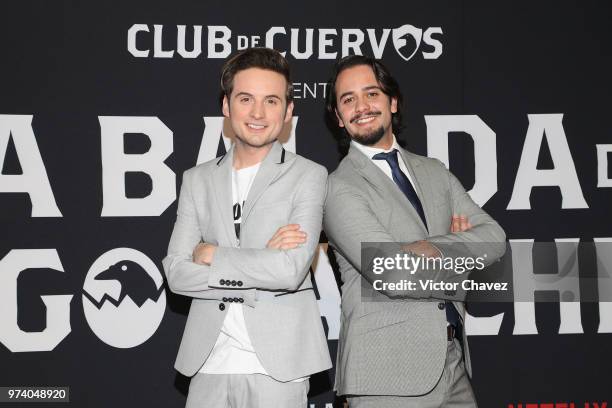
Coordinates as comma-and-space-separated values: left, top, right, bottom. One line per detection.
234, 92, 253, 99
338, 85, 382, 101
234, 92, 282, 100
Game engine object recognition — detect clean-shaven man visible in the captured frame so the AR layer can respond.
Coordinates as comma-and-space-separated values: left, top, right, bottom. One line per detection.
163, 47, 331, 408
324, 55, 506, 407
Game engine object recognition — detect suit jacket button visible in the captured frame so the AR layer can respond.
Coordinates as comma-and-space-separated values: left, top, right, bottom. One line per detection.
238, 298, 244, 303
231, 280, 237, 286
222, 297, 228, 302
237, 281, 243, 287
438, 302, 446, 310
228, 298, 234, 302
233, 297, 239, 303
220, 279, 225, 285
219, 303, 225, 311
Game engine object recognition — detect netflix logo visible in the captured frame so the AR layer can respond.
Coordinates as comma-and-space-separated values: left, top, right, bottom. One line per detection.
508, 403, 607, 408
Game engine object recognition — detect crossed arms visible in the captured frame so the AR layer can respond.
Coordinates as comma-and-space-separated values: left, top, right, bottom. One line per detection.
324, 160, 506, 300
162, 165, 328, 301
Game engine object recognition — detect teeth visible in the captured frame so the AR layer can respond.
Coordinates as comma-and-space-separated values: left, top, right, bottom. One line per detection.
356, 116, 376, 124
247, 124, 266, 129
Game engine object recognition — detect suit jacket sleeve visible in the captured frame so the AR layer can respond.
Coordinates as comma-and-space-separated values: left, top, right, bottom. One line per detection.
208, 165, 328, 292
323, 175, 428, 298
162, 169, 256, 304
427, 159, 506, 264
324, 161, 506, 300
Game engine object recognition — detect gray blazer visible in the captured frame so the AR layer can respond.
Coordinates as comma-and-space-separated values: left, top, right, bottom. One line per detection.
324, 144, 506, 396
163, 141, 332, 381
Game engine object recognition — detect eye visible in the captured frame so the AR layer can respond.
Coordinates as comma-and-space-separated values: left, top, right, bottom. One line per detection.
342, 96, 354, 104
265, 98, 278, 105
239, 96, 251, 103
367, 91, 379, 98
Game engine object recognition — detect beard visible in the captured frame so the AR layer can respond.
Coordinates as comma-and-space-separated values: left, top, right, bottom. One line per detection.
349, 125, 386, 146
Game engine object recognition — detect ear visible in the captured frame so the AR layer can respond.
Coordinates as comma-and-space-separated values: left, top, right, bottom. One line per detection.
284, 100, 294, 123
222, 95, 230, 118
335, 109, 345, 128
390, 96, 398, 114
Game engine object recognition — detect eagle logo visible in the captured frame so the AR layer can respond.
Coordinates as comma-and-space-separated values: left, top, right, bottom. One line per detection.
392, 24, 423, 61
82, 248, 166, 348
84, 260, 164, 308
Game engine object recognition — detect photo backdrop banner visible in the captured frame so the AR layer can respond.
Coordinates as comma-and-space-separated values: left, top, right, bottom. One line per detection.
1, 1, 611, 407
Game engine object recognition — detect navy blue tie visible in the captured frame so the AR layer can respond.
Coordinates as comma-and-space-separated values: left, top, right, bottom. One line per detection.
372, 149, 461, 329
372, 149, 428, 230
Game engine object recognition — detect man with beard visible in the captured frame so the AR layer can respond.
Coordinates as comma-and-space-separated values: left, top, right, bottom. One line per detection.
163, 48, 331, 408
323, 55, 506, 407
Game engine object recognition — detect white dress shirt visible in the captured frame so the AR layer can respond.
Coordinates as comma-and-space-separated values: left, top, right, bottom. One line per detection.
351, 135, 417, 188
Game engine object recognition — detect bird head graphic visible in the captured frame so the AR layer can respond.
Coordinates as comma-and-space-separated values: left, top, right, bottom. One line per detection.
92, 260, 163, 307
392, 24, 423, 61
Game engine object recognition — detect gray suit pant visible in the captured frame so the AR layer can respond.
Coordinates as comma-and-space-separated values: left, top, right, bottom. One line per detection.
347, 338, 477, 408
185, 373, 309, 408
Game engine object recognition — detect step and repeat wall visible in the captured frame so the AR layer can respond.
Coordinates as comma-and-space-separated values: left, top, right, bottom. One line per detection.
1, 1, 611, 407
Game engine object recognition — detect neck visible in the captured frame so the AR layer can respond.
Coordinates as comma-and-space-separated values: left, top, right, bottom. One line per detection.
370, 131, 394, 150
233, 140, 273, 169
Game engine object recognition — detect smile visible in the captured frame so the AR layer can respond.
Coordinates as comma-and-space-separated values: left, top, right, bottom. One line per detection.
246, 123, 267, 130
355, 116, 377, 124
350, 111, 382, 125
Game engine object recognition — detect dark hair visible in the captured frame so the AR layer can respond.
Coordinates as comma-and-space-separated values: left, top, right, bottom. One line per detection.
220, 47, 293, 105
325, 55, 404, 153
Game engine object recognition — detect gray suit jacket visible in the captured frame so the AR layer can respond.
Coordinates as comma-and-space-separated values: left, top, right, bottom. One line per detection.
324, 144, 506, 396
163, 141, 332, 381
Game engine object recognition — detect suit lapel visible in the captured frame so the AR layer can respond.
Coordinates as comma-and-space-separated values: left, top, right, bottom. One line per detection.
211, 145, 237, 247
347, 145, 401, 218
241, 141, 288, 224
347, 144, 428, 235
397, 147, 434, 234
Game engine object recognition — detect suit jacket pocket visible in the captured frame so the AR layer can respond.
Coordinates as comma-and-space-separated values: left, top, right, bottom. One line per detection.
353, 302, 411, 335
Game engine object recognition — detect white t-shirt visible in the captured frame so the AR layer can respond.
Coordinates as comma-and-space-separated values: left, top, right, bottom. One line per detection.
199, 163, 268, 375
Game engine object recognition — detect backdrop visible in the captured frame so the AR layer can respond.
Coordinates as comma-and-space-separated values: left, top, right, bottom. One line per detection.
1, 1, 611, 407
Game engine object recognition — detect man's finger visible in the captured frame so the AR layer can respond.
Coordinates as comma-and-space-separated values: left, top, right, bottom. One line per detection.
278, 243, 299, 250
281, 236, 307, 245
192, 243, 204, 261
277, 224, 301, 234
269, 226, 299, 240
281, 235, 307, 243
451, 215, 460, 232
277, 231, 307, 240
271, 231, 306, 244
460, 215, 468, 231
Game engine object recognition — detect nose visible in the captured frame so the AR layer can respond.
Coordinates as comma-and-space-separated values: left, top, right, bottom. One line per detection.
250, 100, 265, 119
354, 95, 370, 113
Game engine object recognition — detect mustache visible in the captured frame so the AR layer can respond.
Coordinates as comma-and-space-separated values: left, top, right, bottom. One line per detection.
350, 111, 382, 123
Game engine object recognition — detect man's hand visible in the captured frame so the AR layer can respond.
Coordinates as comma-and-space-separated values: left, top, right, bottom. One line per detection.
401, 215, 471, 258
403, 240, 443, 258
193, 243, 217, 265
451, 214, 471, 233
266, 224, 307, 250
